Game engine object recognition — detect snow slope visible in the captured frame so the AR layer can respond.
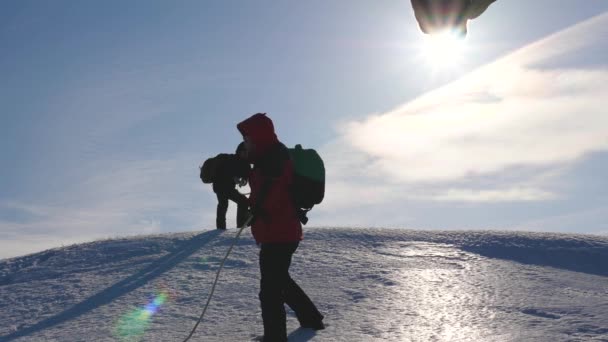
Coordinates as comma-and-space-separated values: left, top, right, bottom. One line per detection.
1, 228, 607, 341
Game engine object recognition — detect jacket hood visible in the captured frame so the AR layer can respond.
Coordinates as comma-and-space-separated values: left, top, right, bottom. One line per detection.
237, 113, 279, 159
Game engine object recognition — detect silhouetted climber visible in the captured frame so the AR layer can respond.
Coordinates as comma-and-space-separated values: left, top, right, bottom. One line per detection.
237, 113, 325, 342
200, 143, 251, 229
411, 0, 497, 37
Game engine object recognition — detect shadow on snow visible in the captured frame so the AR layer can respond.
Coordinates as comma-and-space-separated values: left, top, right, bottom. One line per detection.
461, 237, 608, 277
0, 230, 221, 341
287, 327, 317, 342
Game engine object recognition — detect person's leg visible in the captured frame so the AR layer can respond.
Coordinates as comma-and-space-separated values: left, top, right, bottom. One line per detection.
285, 278, 325, 329
284, 244, 325, 329
216, 193, 228, 229
226, 188, 249, 227
236, 200, 249, 227
258, 243, 296, 342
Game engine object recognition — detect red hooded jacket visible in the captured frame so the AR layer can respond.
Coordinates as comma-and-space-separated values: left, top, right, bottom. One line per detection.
237, 113, 303, 244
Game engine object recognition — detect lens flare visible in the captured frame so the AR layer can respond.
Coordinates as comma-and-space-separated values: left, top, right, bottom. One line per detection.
113, 288, 173, 341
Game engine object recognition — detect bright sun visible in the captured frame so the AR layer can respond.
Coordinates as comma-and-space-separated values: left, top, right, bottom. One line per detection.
419, 31, 467, 70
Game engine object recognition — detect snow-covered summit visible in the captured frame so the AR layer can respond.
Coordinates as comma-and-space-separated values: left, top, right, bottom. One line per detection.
1, 228, 607, 341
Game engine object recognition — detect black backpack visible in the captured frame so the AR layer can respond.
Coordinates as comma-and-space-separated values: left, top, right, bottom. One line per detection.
200, 154, 232, 184
288, 145, 325, 224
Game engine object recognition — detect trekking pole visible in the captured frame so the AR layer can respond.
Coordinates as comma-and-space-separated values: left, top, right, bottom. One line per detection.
182, 214, 254, 342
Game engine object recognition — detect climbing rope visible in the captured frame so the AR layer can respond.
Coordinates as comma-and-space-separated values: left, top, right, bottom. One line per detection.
182, 215, 253, 342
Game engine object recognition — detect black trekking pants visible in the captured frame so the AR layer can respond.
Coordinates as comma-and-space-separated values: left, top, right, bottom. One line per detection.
215, 188, 248, 229
259, 242, 324, 342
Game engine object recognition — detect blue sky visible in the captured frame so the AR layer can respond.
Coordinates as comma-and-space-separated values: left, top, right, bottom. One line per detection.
1, 0, 608, 258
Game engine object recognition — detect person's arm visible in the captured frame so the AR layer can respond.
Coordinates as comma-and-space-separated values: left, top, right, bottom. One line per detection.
250, 178, 272, 222
250, 146, 286, 222
232, 158, 250, 187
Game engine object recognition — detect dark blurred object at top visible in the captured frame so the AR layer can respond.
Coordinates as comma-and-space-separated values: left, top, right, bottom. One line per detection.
411, 0, 497, 37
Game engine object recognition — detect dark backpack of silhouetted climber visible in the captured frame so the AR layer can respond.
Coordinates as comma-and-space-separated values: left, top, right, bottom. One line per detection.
200, 143, 251, 229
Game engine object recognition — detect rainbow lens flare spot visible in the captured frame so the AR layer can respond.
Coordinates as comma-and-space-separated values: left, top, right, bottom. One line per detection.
114, 291, 170, 341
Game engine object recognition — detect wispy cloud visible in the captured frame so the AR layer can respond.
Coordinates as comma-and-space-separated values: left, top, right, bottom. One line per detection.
324, 12, 608, 206
430, 188, 556, 202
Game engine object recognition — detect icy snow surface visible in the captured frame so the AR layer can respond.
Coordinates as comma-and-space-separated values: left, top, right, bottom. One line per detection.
1, 228, 607, 341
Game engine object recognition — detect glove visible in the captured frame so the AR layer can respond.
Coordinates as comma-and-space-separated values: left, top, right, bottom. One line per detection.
297, 209, 309, 225
234, 177, 248, 187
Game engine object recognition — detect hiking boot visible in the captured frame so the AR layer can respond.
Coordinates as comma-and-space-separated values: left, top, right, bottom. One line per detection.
300, 320, 325, 331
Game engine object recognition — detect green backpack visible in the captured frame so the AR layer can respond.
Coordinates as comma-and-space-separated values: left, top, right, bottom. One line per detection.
288, 145, 325, 224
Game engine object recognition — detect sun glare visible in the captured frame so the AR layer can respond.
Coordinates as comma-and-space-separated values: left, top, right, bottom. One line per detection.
419, 31, 467, 70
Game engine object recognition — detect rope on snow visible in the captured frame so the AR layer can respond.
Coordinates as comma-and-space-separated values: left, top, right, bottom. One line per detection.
182, 215, 253, 342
